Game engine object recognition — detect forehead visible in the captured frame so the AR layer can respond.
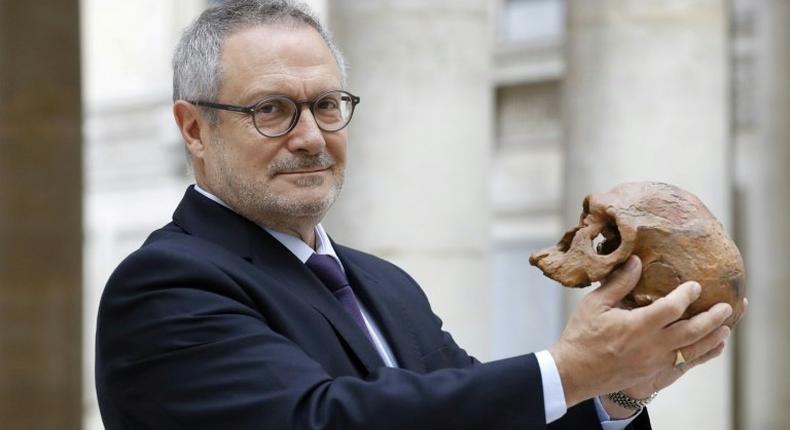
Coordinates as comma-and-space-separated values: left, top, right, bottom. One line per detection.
219, 23, 341, 99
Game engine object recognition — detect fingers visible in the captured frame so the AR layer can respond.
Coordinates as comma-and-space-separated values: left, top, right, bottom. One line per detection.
672, 323, 730, 366
689, 341, 726, 367
665, 302, 732, 349
594, 256, 642, 305
674, 340, 727, 377
633, 281, 703, 327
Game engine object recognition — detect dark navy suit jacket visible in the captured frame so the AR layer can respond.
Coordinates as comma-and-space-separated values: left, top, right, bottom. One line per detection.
95, 186, 650, 429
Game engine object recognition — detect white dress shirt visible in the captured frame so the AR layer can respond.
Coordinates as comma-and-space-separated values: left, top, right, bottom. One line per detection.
192, 184, 639, 427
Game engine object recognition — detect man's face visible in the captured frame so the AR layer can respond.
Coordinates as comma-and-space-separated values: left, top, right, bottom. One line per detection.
198, 24, 347, 229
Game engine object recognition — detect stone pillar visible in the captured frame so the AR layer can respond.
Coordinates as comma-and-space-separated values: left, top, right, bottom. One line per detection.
738, 1, 790, 428
563, 1, 731, 429
0, 1, 82, 429
328, 1, 493, 359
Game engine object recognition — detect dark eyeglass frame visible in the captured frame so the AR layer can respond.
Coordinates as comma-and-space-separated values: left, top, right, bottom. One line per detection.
188, 90, 360, 138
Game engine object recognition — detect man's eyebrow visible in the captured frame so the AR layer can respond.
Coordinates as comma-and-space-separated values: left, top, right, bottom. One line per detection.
244, 87, 344, 103
241, 88, 295, 104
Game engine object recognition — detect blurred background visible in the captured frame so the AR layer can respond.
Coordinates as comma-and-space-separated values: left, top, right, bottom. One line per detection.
0, 0, 787, 428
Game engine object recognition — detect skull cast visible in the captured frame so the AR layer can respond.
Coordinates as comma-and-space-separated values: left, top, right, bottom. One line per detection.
529, 182, 745, 327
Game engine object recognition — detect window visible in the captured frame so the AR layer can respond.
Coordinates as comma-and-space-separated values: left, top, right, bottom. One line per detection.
499, 0, 565, 42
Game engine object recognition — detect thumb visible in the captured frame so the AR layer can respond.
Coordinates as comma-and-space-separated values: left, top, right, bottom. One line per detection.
594, 255, 642, 305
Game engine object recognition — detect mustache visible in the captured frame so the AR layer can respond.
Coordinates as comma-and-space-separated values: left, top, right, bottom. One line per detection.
269, 152, 335, 174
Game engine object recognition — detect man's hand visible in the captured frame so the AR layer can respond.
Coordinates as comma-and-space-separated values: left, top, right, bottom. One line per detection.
599, 296, 747, 418
548, 256, 734, 408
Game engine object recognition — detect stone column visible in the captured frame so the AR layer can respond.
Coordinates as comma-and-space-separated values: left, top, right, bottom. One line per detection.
738, 1, 790, 428
563, 1, 731, 429
328, 1, 493, 359
0, 1, 82, 429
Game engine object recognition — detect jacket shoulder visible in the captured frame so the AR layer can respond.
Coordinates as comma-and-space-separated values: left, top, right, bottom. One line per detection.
102, 222, 252, 304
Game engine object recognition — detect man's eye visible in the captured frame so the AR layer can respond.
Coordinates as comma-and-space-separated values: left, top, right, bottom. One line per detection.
257, 102, 281, 114
316, 99, 339, 110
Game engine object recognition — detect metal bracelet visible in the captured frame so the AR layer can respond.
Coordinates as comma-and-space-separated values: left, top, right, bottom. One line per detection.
606, 391, 658, 410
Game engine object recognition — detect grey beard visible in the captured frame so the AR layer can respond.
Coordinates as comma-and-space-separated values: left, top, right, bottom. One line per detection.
268, 152, 335, 175
213, 147, 344, 226
236, 171, 343, 219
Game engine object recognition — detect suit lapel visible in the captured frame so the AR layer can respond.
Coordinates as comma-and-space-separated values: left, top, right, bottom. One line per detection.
336, 247, 427, 373
172, 187, 384, 375
248, 244, 385, 375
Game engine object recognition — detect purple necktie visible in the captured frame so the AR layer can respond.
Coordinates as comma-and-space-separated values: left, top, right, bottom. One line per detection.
305, 253, 373, 343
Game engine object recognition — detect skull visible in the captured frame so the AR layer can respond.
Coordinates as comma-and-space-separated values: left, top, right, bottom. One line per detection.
529, 181, 745, 327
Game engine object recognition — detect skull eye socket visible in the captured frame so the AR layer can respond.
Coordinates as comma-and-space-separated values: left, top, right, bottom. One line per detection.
594, 223, 621, 255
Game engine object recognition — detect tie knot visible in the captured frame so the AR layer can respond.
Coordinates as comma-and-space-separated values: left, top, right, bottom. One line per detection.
305, 253, 349, 292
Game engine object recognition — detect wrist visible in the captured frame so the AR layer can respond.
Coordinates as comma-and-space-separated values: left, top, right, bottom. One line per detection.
548, 343, 588, 408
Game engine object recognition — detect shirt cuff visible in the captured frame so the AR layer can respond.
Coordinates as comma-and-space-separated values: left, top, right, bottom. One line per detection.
593, 395, 641, 430
535, 350, 567, 423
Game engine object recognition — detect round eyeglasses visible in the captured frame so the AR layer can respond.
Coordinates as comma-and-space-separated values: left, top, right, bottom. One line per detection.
189, 90, 360, 138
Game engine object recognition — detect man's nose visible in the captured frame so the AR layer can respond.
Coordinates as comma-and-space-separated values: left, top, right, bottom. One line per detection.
285, 106, 326, 154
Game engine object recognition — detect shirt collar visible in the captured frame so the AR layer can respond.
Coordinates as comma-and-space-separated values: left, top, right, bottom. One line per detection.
192, 183, 344, 269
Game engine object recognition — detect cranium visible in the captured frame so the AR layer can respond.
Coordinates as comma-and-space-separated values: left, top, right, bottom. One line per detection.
529, 182, 745, 327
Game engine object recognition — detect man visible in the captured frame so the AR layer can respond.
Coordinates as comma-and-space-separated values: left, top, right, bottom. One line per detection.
95, 1, 737, 428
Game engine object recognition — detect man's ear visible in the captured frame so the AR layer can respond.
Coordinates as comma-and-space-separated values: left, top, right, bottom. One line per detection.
173, 100, 209, 159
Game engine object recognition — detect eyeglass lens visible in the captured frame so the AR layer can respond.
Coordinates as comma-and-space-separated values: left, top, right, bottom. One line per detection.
252, 91, 354, 136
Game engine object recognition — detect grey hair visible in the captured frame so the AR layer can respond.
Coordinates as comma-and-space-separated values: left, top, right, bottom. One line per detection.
172, 0, 347, 124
